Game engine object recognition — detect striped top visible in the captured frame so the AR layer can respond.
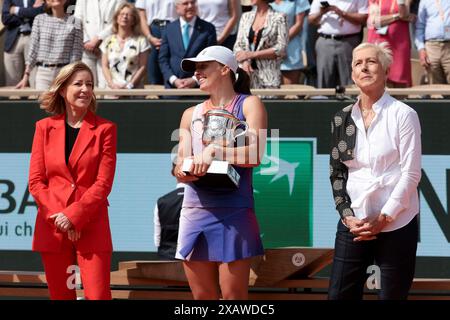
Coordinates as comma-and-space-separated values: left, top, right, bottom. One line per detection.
27, 13, 83, 69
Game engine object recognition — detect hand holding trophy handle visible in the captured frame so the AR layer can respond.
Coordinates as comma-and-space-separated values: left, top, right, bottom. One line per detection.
191, 118, 204, 136
233, 120, 249, 142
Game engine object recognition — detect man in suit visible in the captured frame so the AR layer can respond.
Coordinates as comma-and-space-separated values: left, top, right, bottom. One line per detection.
158, 0, 216, 89
74, 0, 125, 88
2, 0, 44, 86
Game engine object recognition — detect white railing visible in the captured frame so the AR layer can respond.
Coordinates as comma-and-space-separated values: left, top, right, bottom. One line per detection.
1, 85, 450, 98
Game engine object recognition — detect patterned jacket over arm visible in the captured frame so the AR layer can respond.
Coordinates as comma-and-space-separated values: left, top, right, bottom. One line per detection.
330, 104, 357, 219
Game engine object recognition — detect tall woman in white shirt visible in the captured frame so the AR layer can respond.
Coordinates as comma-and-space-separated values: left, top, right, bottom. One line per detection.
197, 0, 240, 50
328, 42, 422, 300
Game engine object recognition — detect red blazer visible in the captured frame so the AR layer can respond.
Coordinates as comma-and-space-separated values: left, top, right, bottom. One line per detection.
29, 111, 117, 253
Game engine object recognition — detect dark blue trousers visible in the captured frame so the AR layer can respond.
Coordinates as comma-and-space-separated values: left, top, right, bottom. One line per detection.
147, 23, 166, 85
328, 216, 418, 300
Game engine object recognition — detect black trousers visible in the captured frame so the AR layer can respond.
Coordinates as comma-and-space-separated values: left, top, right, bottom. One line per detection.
328, 216, 418, 300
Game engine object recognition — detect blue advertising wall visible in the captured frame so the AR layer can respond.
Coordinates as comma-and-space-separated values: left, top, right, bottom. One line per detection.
1, 99, 449, 276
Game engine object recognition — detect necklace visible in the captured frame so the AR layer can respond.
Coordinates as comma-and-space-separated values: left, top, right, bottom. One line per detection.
204, 95, 237, 114
212, 95, 237, 109
360, 107, 375, 130
67, 119, 82, 128
67, 115, 84, 128
361, 107, 373, 116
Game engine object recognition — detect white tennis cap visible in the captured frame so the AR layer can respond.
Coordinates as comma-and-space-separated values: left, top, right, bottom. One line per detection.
181, 45, 239, 74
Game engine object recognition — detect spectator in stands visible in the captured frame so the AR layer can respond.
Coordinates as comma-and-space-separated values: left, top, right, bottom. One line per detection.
29, 61, 117, 300
367, 0, 413, 88
308, 0, 368, 89
271, 0, 310, 85
15, 0, 83, 90
153, 162, 185, 260
2, 0, 44, 87
415, 0, 450, 84
233, 0, 288, 92
158, 0, 216, 90
100, 3, 150, 93
74, 0, 125, 89
301, 0, 319, 87
328, 42, 421, 300
175, 45, 265, 300
197, 0, 240, 50
136, 0, 177, 85
410, 0, 419, 16
241, 0, 253, 13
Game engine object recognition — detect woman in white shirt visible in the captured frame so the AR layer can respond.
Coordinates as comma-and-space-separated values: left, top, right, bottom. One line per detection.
328, 42, 422, 300
197, 0, 240, 50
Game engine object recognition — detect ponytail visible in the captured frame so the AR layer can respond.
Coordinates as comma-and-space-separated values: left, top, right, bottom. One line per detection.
232, 67, 251, 95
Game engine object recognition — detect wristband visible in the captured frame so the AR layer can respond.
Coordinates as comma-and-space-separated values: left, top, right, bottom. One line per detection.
126, 82, 134, 89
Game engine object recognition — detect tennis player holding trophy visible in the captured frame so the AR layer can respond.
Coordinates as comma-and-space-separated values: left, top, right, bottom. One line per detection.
174, 45, 267, 300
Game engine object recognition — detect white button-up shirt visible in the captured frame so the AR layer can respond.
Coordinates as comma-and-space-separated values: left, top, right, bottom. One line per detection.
135, 0, 177, 24
343, 92, 422, 232
309, 0, 368, 36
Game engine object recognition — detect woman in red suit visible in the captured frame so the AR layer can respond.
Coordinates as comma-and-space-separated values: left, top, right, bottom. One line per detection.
28, 61, 117, 300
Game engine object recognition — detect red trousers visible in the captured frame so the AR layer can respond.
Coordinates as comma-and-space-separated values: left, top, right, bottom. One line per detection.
40, 235, 112, 300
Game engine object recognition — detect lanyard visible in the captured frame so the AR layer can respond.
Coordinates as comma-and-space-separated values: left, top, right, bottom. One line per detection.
435, 0, 446, 22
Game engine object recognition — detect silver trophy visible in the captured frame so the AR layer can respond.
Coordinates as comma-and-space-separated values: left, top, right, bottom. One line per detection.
192, 109, 248, 147
182, 109, 249, 188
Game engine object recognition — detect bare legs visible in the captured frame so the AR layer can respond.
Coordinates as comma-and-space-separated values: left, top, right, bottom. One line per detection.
282, 70, 302, 85
183, 258, 252, 300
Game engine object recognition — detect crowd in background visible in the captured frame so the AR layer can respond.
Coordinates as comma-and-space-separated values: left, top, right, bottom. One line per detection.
1, 0, 449, 95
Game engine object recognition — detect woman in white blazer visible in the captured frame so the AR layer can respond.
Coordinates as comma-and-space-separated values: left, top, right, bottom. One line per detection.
74, 0, 125, 88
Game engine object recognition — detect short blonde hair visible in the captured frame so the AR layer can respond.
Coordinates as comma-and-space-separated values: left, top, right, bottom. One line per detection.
39, 62, 97, 115
352, 42, 393, 72
112, 3, 141, 36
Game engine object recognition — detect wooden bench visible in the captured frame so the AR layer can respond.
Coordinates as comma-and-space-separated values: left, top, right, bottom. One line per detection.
3, 271, 450, 300
0, 271, 49, 299
2, 247, 450, 300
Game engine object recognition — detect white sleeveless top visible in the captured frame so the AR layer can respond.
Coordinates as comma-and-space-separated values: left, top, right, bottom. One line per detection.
197, 0, 234, 37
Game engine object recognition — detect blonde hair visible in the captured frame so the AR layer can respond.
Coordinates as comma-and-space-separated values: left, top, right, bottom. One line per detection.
112, 3, 141, 36
352, 42, 393, 72
39, 62, 97, 115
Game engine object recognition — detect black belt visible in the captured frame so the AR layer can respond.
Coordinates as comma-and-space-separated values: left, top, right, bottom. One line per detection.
151, 19, 170, 27
19, 31, 31, 35
36, 62, 66, 68
319, 33, 360, 40
426, 39, 450, 43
